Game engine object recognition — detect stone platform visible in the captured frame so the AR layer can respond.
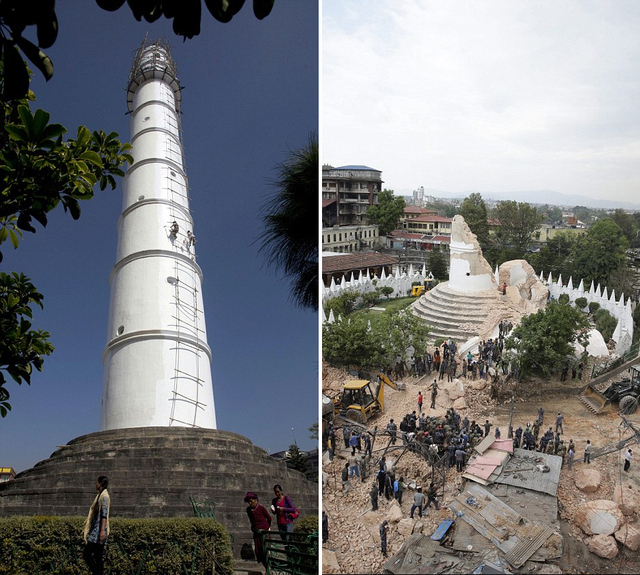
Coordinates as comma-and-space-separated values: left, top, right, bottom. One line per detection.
0, 427, 318, 554
411, 282, 500, 342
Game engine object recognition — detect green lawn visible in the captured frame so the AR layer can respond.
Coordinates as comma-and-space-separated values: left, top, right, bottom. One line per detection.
351, 296, 417, 329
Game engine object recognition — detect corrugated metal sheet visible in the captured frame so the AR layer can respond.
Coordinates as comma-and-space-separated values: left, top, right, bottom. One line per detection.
449, 483, 556, 566
494, 448, 562, 497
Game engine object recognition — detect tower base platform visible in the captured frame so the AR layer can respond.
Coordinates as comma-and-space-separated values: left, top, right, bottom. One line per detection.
0, 427, 318, 554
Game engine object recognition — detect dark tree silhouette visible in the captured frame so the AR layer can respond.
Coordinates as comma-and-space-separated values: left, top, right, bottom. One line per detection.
258, 133, 318, 311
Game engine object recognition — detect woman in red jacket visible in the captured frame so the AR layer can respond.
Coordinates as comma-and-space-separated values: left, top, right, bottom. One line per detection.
244, 491, 271, 567
271, 484, 297, 541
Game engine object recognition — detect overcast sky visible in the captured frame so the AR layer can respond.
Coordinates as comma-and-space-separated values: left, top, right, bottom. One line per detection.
1, 1, 318, 473
322, 0, 640, 203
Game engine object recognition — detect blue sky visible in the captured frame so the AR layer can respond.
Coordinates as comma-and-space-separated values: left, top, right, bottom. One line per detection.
323, 0, 640, 202
0, 1, 318, 472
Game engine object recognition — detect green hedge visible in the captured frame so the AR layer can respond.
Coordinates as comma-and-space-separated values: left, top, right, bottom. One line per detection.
0, 516, 233, 575
293, 515, 318, 536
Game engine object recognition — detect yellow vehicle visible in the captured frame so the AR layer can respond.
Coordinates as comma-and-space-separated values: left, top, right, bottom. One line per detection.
411, 285, 426, 296
334, 373, 400, 424
411, 276, 433, 297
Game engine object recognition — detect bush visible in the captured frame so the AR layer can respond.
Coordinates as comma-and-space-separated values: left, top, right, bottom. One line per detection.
588, 301, 600, 315
575, 297, 588, 310
0, 516, 233, 575
434, 337, 445, 347
595, 308, 618, 342
324, 290, 359, 318
558, 293, 570, 304
293, 515, 319, 536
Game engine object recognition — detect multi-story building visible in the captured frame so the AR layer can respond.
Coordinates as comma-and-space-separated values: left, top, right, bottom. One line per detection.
387, 214, 453, 252
405, 214, 453, 236
322, 164, 382, 227
322, 224, 379, 253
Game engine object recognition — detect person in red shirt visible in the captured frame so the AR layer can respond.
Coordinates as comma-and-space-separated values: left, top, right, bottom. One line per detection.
271, 484, 298, 541
244, 491, 271, 567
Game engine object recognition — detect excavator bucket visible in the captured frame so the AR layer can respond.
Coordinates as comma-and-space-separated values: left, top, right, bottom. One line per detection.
580, 385, 611, 414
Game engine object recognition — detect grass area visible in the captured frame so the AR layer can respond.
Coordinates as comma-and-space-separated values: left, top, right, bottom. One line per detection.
351, 296, 417, 329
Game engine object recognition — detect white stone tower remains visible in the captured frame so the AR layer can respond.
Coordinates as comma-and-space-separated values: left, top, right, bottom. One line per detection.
101, 39, 217, 430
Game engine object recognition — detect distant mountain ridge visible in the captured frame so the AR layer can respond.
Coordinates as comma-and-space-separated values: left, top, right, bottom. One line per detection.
401, 188, 640, 210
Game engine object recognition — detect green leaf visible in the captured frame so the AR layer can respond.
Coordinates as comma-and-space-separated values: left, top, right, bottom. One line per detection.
8, 229, 20, 249
80, 150, 103, 167
14, 37, 54, 81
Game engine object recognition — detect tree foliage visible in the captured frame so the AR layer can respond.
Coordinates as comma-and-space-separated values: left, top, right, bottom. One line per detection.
0, 81, 132, 416
322, 309, 430, 372
0, 105, 132, 260
527, 231, 578, 279
367, 189, 405, 236
258, 133, 318, 311
457, 193, 489, 245
570, 218, 628, 288
0, 0, 275, 100
428, 249, 448, 280
492, 200, 544, 255
286, 443, 310, 476
0, 272, 54, 417
505, 300, 590, 379
594, 308, 617, 343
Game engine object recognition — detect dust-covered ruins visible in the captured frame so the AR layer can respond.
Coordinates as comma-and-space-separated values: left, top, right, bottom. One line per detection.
322, 216, 640, 574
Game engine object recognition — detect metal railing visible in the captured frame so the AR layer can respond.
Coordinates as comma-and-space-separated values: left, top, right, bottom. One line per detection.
262, 531, 318, 575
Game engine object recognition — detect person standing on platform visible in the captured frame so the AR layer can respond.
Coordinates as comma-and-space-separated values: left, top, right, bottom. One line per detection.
83, 475, 111, 575
244, 492, 271, 569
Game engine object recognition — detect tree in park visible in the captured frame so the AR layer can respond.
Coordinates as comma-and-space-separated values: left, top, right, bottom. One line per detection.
428, 249, 448, 280
527, 231, 577, 280
570, 219, 628, 288
505, 300, 590, 379
322, 309, 431, 373
323, 317, 376, 369
457, 192, 489, 246
367, 189, 406, 236
492, 200, 544, 257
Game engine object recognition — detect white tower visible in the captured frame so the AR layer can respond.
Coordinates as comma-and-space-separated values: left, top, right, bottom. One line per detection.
101, 39, 217, 430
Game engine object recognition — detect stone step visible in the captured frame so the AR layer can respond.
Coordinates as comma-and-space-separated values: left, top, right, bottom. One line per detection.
413, 301, 488, 324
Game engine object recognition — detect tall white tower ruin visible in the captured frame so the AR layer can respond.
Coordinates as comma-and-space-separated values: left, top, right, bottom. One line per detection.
101, 39, 217, 430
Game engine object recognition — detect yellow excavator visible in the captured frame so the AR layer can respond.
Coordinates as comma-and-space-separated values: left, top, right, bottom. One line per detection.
333, 372, 402, 424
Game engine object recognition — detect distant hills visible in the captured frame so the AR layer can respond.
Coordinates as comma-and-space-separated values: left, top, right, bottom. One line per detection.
401, 188, 640, 211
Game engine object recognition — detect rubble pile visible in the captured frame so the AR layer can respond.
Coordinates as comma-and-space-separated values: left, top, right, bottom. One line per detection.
323, 359, 640, 573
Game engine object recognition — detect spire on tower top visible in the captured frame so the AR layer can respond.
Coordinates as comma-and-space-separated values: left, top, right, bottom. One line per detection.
126, 37, 182, 113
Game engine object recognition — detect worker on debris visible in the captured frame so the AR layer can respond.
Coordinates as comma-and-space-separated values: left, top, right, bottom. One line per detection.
555, 412, 564, 434
425, 483, 440, 510
370, 482, 379, 510
455, 447, 468, 472
624, 449, 632, 472
584, 440, 592, 464
386, 419, 397, 444
410, 487, 426, 519
341, 463, 350, 494
380, 520, 389, 557
430, 380, 438, 409
557, 440, 567, 464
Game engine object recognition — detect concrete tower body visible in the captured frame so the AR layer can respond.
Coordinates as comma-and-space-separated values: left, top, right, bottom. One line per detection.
101, 39, 216, 430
